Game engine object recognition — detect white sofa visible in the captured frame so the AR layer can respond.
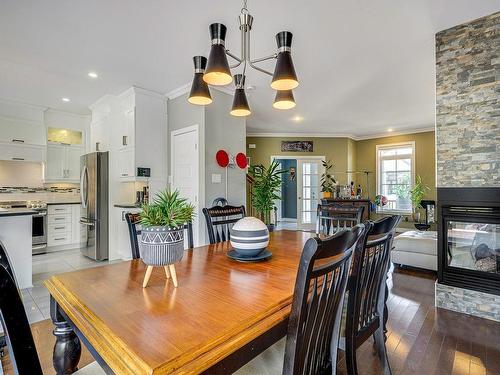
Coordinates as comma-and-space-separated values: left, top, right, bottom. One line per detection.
392, 230, 437, 271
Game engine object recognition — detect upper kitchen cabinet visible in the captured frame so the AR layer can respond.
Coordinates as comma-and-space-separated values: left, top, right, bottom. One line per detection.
0, 116, 46, 146
90, 87, 167, 183
45, 144, 84, 182
47, 127, 83, 146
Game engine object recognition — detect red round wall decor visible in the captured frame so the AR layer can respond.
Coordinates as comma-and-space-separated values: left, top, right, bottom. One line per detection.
216, 150, 230, 168
235, 152, 248, 169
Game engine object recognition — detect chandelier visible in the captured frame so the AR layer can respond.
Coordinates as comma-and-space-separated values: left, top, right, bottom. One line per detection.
187, 0, 299, 116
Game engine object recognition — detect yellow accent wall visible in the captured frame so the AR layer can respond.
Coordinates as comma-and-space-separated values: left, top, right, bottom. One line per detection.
246, 137, 351, 185
246, 131, 436, 221
355, 131, 436, 203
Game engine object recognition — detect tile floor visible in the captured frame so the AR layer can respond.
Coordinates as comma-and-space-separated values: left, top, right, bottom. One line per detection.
20, 249, 121, 324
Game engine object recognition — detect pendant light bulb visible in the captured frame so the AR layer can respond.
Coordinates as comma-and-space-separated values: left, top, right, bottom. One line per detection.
271, 31, 299, 90
273, 89, 296, 110
188, 56, 212, 105
204, 23, 233, 86
230, 74, 251, 117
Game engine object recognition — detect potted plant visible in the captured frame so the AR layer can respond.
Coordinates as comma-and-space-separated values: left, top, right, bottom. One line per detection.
321, 160, 337, 198
410, 175, 429, 222
248, 161, 286, 231
140, 189, 195, 288
394, 175, 411, 212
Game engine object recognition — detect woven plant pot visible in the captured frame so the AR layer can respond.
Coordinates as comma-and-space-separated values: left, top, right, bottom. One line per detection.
140, 226, 184, 266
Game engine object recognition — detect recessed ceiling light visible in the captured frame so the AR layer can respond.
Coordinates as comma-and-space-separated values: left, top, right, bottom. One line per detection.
61, 97, 70, 102
388, 128, 393, 132
292, 115, 303, 122
88, 72, 98, 79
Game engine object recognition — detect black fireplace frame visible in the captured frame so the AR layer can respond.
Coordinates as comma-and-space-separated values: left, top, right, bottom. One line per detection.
437, 187, 500, 296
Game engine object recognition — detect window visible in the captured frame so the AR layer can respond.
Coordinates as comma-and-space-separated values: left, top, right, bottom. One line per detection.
376, 142, 415, 213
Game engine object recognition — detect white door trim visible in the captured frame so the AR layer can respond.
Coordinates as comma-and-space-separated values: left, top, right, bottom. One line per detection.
170, 124, 205, 246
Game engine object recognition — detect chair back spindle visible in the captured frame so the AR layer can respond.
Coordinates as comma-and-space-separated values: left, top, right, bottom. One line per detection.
316, 204, 364, 236
202, 205, 246, 244
284, 224, 367, 375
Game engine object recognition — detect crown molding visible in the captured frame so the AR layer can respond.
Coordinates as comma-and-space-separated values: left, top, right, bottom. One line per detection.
44, 108, 91, 119
246, 132, 357, 139
247, 126, 435, 141
165, 83, 190, 100
165, 82, 234, 100
0, 97, 48, 112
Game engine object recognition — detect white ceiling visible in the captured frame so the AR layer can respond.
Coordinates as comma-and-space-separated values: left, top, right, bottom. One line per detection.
0, 0, 498, 137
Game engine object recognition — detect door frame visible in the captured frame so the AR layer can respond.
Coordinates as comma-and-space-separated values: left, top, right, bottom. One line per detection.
171, 124, 205, 246
270, 155, 325, 230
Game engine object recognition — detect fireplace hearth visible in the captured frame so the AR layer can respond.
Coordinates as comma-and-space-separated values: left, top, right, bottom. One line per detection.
437, 188, 500, 296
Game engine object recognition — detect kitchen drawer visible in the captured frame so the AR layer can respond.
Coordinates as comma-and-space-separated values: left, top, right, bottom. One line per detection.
48, 205, 72, 215
48, 232, 72, 246
48, 213, 71, 224
48, 223, 71, 235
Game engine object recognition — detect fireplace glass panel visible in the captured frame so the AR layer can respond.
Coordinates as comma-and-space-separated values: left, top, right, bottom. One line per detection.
447, 221, 499, 274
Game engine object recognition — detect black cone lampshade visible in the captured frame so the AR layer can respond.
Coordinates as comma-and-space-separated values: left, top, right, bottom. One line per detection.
271, 31, 298, 90
204, 23, 233, 86
230, 74, 251, 117
188, 56, 212, 105
273, 89, 296, 110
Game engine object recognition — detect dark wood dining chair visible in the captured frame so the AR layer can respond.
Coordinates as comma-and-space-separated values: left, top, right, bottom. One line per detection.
343, 215, 402, 375
0, 249, 104, 374
125, 213, 194, 259
202, 205, 246, 244
0, 240, 15, 356
317, 204, 364, 236
236, 224, 368, 375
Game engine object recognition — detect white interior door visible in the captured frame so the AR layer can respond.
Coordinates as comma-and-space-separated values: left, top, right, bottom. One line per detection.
171, 126, 199, 246
297, 159, 322, 231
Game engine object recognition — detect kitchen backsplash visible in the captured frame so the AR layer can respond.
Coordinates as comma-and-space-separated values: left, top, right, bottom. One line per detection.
0, 186, 79, 193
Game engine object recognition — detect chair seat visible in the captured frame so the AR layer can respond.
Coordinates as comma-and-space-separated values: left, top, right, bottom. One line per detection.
234, 338, 285, 375
74, 361, 106, 375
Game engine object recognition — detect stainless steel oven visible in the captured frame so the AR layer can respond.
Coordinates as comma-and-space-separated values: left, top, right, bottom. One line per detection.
32, 208, 47, 254
0, 200, 47, 254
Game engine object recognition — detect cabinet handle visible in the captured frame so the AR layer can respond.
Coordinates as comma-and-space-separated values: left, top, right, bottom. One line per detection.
54, 218, 65, 221
54, 237, 66, 241
55, 208, 65, 211
60, 142, 70, 146
11, 139, 24, 143
54, 226, 65, 230
96, 142, 100, 151
121, 173, 129, 176
12, 157, 25, 161
122, 135, 128, 146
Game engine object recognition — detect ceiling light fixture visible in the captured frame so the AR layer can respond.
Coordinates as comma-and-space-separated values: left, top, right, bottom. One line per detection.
230, 74, 251, 117
188, 56, 212, 105
273, 89, 296, 110
61, 97, 70, 102
88, 72, 98, 79
388, 128, 393, 132
188, 0, 299, 116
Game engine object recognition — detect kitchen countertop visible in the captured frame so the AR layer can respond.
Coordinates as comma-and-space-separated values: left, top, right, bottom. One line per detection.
0, 207, 37, 217
0, 192, 81, 205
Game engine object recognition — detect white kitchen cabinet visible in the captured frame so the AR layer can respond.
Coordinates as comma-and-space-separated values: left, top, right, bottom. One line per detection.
0, 143, 45, 162
47, 204, 85, 251
44, 144, 84, 183
116, 148, 135, 179
0, 116, 45, 146
90, 119, 108, 152
113, 207, 140, 260
118, 109, 135, 149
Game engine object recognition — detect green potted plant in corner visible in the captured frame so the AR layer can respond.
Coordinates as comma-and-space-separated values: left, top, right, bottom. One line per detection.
321, 160, 337, 198
394, 175, 411, 212
140, 189, 195, 288
410, 175, 429, 223
248, 161, 286, 232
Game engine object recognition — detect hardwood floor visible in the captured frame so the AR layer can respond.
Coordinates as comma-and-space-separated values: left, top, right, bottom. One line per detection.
2, 266, 499, 374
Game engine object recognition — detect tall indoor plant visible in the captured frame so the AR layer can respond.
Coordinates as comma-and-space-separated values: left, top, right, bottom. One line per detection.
410, 175, 429, 222
249, 161, 286, 231
321, 160, 337, 198
140, 189, 195, 287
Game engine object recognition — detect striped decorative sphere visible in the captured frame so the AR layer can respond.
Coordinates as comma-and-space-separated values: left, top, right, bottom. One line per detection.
230, 217, 269, 257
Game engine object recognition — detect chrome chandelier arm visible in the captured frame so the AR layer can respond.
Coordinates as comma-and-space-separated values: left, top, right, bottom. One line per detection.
246, 28, 274, 76
226, 50, 243, 68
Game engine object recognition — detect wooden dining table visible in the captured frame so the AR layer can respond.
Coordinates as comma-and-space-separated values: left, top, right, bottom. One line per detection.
44, 230, 313, 375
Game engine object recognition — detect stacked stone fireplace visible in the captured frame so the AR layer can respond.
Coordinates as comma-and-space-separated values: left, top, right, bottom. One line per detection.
435, 12, 499, 322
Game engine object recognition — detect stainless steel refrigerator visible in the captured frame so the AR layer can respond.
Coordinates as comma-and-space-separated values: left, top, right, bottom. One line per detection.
80, 152, 109, 260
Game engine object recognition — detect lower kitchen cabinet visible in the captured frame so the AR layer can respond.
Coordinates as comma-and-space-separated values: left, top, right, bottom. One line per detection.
47, 204, 86, 251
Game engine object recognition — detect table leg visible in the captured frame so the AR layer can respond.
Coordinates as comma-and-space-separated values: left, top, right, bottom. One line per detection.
50, 296, 81, 374
383, 282, 389, 341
